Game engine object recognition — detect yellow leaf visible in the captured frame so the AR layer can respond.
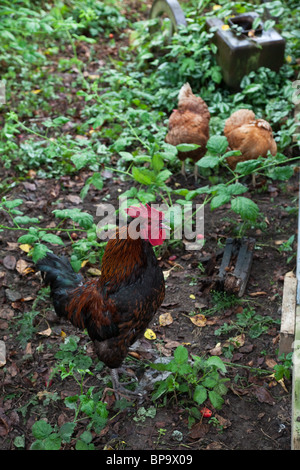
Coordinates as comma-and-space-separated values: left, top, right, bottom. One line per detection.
221, 24, 230, 30
60, 330, 67, 338
286, 55, 292, 63
144, 329, 156, 340
190, 314, 207, 327
87, 268, 101, 276
213, 4, 221, 10
19, 244, 32, 253
32, 89, 42, 94
81, 260, 89, 267
189, 294, 195, 300
159, 312, 173, 326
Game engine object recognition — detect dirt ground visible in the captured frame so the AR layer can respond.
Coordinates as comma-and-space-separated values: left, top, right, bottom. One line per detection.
0, 0, 299, 451
0, 165, 298, 450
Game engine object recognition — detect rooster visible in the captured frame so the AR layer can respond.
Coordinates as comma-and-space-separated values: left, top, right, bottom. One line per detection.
165, 82, 210, 180
224, 109, 277, 184
36, 203, 167, 398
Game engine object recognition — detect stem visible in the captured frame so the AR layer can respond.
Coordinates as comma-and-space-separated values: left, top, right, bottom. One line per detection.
223, 360, 271, 375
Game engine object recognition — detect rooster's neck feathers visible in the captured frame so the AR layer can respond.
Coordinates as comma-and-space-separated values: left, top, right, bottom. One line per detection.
100, 226, 147, 290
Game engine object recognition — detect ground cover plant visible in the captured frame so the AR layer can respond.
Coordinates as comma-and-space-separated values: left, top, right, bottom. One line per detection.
0, 0, 299, 450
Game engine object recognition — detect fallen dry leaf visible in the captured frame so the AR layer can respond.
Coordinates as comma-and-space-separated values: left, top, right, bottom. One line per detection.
224, 333, 245, 349
16, 259, 29, 275
87, 268, 102, 276
249, 291, 267, 297
38, 328, 52, 337
159, 312, 173, 326
3, 255, 16, 270
190, 314, 207, 327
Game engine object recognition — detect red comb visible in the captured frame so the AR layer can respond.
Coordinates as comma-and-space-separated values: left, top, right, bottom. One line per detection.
125, 203, 163, 220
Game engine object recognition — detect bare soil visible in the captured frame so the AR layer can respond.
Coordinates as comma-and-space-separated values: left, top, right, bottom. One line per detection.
0, 167, 298, 450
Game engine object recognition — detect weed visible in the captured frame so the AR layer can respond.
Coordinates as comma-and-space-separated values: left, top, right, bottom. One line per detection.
151, 345, 229, 412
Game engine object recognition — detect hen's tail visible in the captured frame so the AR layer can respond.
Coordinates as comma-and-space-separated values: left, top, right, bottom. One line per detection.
36, 252, 83, 317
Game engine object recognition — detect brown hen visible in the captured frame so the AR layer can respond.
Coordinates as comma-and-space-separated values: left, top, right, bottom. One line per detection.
166, 83, 210, 180
224, 109, 277, 184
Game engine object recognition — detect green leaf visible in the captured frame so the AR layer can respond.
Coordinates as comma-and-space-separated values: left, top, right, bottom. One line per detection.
132, 167, 153, 185
44, 433, 62, 450
41, 233, 64, 245
193, 385, 207, 405
18, 233, 39, 244
32, 420, 53, 440
13, 216, 40, 225
242, 84, 262, 94
208, 390, 224, 409
231, 196, 259, 221
152, 153, 164, 172
210, 193, 231, 210
206, 356, 227, 373
31, 244, 51, 262
206, 136, 228, 155
197, 156, 220, 168
266, 165, 294, 181
2, 199, 23, 209
235, 159, 262, 175
53, 209, 94, 229
174, 345, 188, 365
59, 422, 76, 443
226, 183, 247, 195
176, 143, 200, 152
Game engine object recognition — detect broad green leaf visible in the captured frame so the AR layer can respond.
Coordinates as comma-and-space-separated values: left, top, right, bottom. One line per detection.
152, 153, 164, 172
59, 422, 76, 443
41, 233, 64, 245
53, 209, 94, 229
31, 244, 51, 262
226, 183, 247, 195
206, 135, 228, 155
174, 345, 188, 365
32, 420, 53, 440
193, 385, 207, 405
132, 167, 153, 185
208, 390, 224, 409
44, 434, 62, 451
18, 233, 39, 244
197, 156, 219, 168
231, 196, 259, 221
266, 165, 294, 181
210, 193, 231, 210
206, 356, 227, 373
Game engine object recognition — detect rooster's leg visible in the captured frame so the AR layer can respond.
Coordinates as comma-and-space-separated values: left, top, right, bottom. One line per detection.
194, 163, 198, 181
181, 161, 185, 177
110, 368, 142, 400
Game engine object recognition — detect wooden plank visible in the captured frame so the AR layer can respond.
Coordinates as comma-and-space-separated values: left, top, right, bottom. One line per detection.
292, 304, 300, 449
279, 272, 297, 356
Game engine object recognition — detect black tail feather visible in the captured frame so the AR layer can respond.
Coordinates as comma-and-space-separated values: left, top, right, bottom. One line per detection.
36, 252, 83, 317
